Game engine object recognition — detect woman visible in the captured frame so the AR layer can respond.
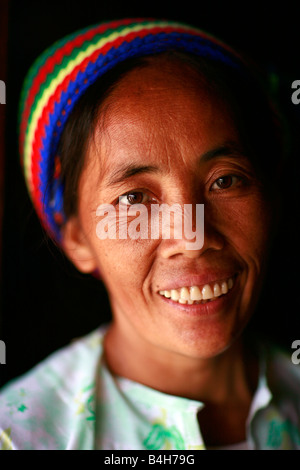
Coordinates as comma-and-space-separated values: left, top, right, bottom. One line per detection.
0, 18, 299, 450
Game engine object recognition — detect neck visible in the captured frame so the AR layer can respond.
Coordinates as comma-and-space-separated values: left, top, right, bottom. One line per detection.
103, 321, 258, 405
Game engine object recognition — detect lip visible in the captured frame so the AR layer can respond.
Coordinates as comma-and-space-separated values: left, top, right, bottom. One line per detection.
157, 270, 239, 292
158, 275, 239, 315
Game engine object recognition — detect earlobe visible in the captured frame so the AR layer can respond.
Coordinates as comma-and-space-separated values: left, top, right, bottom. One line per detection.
62, 216, 98, 273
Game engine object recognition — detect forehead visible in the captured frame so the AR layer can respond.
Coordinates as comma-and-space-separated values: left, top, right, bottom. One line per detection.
89, 58, 240, 173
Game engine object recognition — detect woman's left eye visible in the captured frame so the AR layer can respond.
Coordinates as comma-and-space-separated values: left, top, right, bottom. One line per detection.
118, 192, 149, 205
210, 175, 242, 191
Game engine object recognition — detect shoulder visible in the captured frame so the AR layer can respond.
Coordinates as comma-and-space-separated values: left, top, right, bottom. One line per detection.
0, 326, 107, 450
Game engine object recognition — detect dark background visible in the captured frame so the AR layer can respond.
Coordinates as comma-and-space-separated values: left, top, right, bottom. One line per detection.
1, 0, 300, 387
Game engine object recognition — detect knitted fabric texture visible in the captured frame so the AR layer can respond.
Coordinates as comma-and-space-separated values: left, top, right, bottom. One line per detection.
19, 18, 248, 242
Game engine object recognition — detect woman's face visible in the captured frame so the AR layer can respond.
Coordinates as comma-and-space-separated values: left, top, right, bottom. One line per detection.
66, 59, 272, 361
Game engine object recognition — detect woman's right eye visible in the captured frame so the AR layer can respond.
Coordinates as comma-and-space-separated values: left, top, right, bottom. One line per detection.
118, 192, 149, 205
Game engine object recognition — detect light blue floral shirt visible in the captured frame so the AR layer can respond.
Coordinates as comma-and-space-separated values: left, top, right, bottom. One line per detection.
0, 326, 299, 450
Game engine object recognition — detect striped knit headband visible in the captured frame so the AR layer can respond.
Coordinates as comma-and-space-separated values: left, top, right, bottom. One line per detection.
20, 18, 250, 243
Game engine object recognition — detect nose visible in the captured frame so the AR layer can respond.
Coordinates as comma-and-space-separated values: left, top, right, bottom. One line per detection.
159, 203, 225, 259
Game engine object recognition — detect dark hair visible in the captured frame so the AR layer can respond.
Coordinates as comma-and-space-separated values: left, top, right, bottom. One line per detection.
57, 50, 285, 219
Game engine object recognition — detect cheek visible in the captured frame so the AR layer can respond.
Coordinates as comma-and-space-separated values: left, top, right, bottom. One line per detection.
92, 207, 160, 286
78, 195, 154, 284
210, 195, 272, 265
210, 195, 272, 318
92, 237, 157, 291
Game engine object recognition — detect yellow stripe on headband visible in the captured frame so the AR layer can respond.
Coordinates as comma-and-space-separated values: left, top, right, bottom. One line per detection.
23, 21, 198, 194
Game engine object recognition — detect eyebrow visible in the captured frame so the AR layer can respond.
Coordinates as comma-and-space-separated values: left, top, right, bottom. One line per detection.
107, 164, 160, 186
200, 143, 246, 162
106, 143, 246, 186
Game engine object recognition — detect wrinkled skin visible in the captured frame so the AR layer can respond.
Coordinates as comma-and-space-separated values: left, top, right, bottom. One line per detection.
63, 57, 273, 444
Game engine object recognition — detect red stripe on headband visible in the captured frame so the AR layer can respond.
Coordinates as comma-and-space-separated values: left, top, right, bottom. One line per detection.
20, 21, 200, 160
27, 22, 204, 204
20, 19, 140, 159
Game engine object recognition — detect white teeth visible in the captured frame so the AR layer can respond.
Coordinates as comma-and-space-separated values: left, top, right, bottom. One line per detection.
159, 277, 235, 304
202, 284, 213, 300
213, 283, 222, 297
221, 281, 228, 294
171, 289, 180, 301
180, 287, 190, 300
190, 286, 202, 301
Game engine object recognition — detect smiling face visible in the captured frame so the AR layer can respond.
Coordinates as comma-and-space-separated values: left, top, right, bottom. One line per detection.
63, 56, 273, 365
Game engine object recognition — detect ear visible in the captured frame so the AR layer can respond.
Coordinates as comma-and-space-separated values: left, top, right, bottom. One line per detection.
62, 216, 98, 273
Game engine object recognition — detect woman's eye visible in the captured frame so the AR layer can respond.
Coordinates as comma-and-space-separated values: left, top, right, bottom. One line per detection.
210, 175, 241, 191
119, 192, 149, 205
